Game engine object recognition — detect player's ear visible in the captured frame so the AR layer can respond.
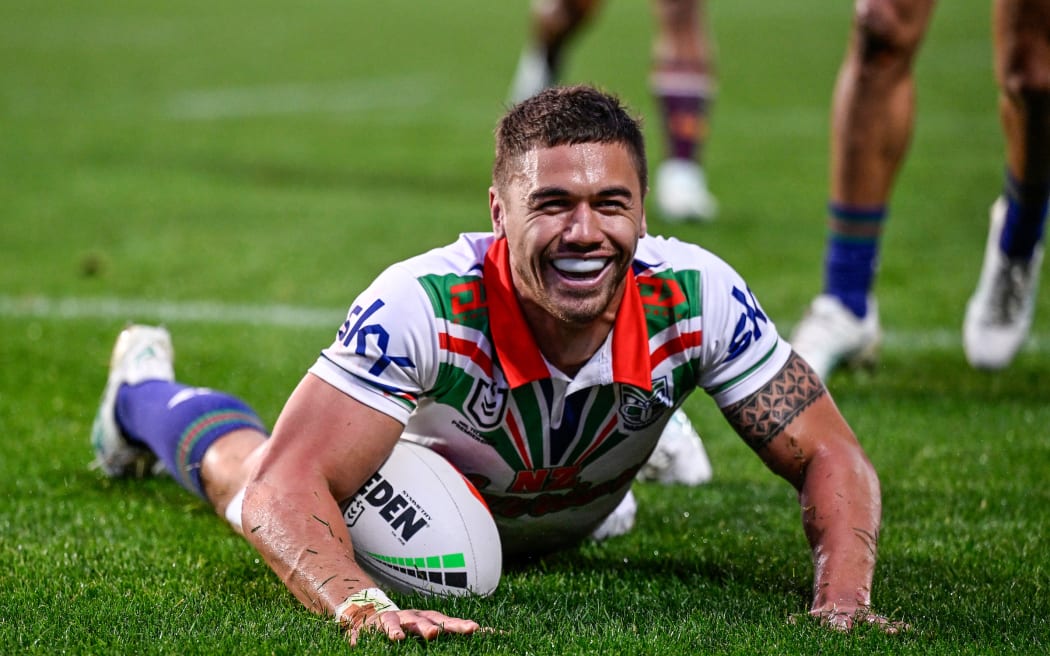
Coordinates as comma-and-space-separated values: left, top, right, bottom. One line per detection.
639, 209, 647, 237
489, 187, 506, 238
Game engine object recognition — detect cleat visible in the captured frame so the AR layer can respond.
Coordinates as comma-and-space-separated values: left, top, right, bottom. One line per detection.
508, 46, 554, 104
90, 325, 175, 477
963, 197, 1044, 370
654, 158, 718, 223
790, 295, 881, 381
637, 408, 713, 486
590, 488, 637, 541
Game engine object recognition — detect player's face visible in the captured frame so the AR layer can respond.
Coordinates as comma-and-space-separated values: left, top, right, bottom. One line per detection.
490, 142, 647, 326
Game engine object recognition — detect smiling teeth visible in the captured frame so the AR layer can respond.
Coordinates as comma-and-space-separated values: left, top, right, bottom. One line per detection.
552, 258, 607, 273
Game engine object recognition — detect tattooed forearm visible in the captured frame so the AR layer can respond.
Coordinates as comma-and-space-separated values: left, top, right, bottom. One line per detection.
721, 351, 826, 451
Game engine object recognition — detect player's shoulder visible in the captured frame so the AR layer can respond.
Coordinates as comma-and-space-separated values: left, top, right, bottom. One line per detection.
635, 233, 738, 279
391, 232, 494, 279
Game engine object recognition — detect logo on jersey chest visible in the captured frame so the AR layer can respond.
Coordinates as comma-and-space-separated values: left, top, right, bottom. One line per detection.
508, 465, 581, 493
465, 379, 508, 429
619, 377, 672, 430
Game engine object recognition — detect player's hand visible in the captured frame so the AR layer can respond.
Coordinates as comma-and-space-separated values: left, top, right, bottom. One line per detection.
794, 606, 909, 635
341, 606, 485, 647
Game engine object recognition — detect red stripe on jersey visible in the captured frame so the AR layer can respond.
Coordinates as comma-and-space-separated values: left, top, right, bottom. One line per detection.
504, 410, 534, 471
484, 239, 549, 388
611, 268, 654, 391
439, 332, 494, 378
650, 330, 703, 369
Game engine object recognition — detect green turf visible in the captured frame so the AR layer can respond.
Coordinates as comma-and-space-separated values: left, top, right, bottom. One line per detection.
2, 1, 1048, 653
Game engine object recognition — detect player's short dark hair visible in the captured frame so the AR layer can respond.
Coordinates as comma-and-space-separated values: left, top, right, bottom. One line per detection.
493, 85, 648, 194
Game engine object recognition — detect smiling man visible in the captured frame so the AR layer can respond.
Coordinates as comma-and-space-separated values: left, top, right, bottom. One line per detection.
493, 139, 644, 366
91, 85, 904, 646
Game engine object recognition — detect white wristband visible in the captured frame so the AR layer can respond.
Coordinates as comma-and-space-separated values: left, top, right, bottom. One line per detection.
335, 587, 400, 620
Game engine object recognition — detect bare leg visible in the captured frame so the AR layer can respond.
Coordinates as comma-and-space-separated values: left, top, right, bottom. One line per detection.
650, 0, 719, 221
830, 0, 936, 210
791, 0, 936, 381
963, 0, 1050, 369
532, 0, 604, 73
993, 0, 1050, 243
827, 0, 937, 315
509, 0, 605, 102
201, 428, 269, 520
651, 0, 713, 163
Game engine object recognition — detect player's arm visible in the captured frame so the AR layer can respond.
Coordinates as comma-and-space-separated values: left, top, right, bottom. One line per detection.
240, 373, 482, 645
720, 351, 906, 633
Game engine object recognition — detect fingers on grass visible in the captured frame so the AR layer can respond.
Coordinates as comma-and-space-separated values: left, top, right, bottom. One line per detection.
792, 609, 909, 635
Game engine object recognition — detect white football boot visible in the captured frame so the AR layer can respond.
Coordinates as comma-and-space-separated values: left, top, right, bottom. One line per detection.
590, 488, 637, 541
637, 408, 713, 486
654, 158, 718, 223
508, 46, 554, 104
963, 197, 1044, 370
90, 325, 175, 477
790, 295, 881, 381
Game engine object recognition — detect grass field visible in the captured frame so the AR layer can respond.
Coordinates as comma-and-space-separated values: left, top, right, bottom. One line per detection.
2, 1, 1048, 653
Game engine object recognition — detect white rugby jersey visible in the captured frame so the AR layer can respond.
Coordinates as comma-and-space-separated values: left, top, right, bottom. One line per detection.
310, 232, 790, 556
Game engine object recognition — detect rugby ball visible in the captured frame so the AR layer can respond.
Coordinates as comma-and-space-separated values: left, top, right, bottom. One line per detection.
339, 440, 502, 597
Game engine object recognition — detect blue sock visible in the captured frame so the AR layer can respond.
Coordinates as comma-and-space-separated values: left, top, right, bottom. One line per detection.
822, 203, 886, 318
998, 170, 1049, 260
115, 381, 268, 499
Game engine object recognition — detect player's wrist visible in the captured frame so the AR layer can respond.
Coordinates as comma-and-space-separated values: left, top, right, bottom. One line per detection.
335, 587, 401, 623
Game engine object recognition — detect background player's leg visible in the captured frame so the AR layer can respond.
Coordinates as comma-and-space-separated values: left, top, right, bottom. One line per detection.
964, 0, 1050, 369
509, 0, 605, 103
791, 0, 937, 380
650, 0, 719, 222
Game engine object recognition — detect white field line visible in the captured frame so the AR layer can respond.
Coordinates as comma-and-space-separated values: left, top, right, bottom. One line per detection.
0, 294, 343, 329
165, 75, 437, 120
2, 294, 1049, 354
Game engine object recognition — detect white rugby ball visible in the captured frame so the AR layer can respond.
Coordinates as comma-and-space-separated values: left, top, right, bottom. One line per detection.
340, 440, 501, 597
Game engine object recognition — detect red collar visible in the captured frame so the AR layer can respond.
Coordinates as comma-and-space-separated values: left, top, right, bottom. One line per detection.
483, 237, 652, 391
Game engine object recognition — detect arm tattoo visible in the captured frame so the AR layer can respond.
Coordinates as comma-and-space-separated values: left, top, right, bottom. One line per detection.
721, 351, 826, 451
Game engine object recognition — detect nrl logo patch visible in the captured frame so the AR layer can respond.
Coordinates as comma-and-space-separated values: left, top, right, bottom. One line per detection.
619, 377, 672, 430
466, 379, 508, 429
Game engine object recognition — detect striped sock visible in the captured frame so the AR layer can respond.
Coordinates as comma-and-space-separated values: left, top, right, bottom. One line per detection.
115, 381, 267, 498
823, 203, 887, 318
998, 170, 1049, 260
651, 66, 712, 162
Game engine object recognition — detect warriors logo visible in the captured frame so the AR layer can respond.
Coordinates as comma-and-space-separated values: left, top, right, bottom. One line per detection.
619, 377, 672, 430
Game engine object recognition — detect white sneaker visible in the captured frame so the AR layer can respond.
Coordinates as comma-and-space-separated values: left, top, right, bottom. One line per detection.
654, 158, 718, 222
637, 408, 713, 486
590, 488, 637, 541
90, 325, 175, 477
508, 46, 554, 104
963, 197, 1044, 370
790, 295, 881, 381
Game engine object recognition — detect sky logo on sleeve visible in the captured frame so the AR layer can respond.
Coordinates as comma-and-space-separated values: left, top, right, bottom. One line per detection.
726, 286, 768, 363
338, 299, 415, 375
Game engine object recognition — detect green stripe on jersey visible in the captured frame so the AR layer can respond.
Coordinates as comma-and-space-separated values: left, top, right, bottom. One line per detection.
707, 340, 781, 395
418, 273, 487, 330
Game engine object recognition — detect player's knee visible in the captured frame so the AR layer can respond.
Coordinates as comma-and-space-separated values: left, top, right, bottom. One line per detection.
853, 0, 926, 66
998, 45, 1050, 100
655, 0, 694, 19
558, 0, 602, 23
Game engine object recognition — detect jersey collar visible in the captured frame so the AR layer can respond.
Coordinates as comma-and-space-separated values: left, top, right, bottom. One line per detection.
484, 237, 653, 391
